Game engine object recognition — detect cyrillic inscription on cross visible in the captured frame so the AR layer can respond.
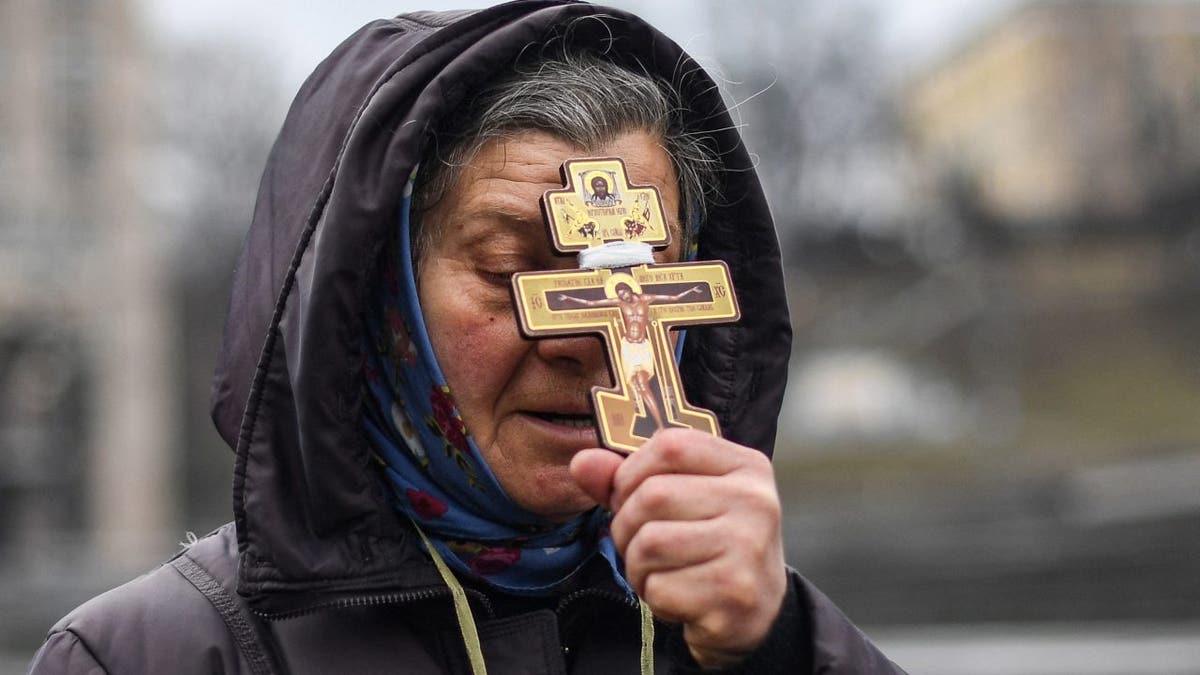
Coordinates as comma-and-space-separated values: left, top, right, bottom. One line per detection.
512, 157, 740, 454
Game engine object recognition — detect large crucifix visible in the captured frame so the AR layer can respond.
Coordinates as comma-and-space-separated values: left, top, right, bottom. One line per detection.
512, 157, 740, 454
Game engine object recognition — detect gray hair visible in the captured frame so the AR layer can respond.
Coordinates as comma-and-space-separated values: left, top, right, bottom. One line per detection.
412, 50, 718, 261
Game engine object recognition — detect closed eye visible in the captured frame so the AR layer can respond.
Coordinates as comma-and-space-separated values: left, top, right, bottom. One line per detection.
480, 269, 516, 286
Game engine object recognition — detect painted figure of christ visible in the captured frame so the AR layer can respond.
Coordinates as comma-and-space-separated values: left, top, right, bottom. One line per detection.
557, 281, 703, 432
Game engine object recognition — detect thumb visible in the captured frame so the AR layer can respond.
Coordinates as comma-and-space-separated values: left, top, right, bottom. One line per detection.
570, 448, 624, 509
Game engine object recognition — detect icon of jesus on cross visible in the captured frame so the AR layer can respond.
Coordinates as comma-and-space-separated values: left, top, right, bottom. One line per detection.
557, 280, 704, 432
512, 156, 740, 453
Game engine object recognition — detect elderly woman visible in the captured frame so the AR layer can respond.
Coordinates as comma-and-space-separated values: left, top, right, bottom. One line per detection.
30, 3, 903, 673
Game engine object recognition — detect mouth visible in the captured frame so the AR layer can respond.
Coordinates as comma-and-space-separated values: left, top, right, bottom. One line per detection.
527, 411, 596, 429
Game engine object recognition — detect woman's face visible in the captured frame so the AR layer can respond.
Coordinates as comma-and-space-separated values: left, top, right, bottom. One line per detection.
417, 130, 681, 521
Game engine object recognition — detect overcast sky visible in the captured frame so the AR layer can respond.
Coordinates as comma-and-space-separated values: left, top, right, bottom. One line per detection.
138, 1, 1019, 96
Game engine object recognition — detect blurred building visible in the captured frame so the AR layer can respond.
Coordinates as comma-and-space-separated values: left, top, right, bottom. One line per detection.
778, 0, 1200, 629
786, 0, 1200, 449
0, 0, 175, 583
899, 0, 1200, 447
1, 1, 284, 662
908, 0, 1200, 230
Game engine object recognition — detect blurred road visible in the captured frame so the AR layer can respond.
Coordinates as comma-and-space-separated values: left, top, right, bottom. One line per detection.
874, 622, 1200, 675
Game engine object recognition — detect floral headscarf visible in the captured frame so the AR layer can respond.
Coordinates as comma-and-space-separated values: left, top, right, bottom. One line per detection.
362, 172, 627, 596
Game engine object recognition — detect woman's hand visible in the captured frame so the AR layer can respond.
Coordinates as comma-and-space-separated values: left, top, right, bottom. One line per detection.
571, 428, 788, 668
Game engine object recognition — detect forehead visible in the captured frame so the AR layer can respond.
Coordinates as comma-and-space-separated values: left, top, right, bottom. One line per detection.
464, 131, 672, 196
426, 130, 682, 248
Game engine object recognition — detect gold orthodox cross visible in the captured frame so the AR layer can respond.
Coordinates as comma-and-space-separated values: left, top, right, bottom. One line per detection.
512, 157, 740, 454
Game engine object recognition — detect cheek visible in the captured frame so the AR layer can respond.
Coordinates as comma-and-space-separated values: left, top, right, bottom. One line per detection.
422, 286, 526, 429
436, 317, 515, 386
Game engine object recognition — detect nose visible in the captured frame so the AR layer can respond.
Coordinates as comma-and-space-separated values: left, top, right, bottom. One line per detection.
534, 334, 613, 386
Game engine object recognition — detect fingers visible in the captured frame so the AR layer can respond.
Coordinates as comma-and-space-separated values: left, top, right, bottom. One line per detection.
640, 559, 770, 631
615, 473, 781, 600
640, 550, 788, 664
597, 428, 787, 665
569, 447, 623, 508
621, 519, 722, 596
569, 428, 770, 513
610, 428, 770, 512
608, 473, 729, 552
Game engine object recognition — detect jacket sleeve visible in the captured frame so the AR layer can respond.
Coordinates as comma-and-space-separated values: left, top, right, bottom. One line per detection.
668, 569, 907, 674
27, 629, 110, 675
795, 572, 907, 674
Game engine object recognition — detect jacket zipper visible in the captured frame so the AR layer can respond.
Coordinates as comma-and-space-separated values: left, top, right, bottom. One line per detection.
255, 585, 495, 621
554, 586, 639, 615
259, 580, 631, 621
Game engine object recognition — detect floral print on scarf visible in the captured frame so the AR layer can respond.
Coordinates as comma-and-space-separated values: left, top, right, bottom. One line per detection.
361, 176, 628, 595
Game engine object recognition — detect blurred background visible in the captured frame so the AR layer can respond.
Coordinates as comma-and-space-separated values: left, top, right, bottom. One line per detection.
1, 0, 1198, 672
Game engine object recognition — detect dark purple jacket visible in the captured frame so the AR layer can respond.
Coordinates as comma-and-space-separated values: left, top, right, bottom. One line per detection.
30, 3, 904, 673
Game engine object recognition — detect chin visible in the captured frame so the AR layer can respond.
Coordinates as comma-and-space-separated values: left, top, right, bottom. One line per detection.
535, 501, 597, 524
509, 468, 597, 523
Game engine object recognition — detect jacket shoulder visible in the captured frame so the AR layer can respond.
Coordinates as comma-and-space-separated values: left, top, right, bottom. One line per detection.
29, 524, 255, 675
26, 630, 108, 674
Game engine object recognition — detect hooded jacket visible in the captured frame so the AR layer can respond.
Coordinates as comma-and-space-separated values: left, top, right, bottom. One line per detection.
29, 3, 904, 673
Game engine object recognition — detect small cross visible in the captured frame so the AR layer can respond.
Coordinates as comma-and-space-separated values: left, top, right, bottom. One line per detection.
512, 158, 739, 453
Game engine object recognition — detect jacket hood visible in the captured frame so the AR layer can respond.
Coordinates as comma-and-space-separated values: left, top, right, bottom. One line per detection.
210, 1, 791, 610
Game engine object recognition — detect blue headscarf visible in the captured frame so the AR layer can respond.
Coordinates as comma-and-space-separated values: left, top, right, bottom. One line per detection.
362, 172, 629, 596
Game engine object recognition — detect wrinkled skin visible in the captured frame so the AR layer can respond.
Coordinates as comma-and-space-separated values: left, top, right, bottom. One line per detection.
419, 130, 787, 666
418, 130, 682, 520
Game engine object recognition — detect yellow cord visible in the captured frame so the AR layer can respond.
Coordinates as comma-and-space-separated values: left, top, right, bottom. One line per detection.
412, 521, 488, 675
412, 518, 656, 675
640, 598, 656, 674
